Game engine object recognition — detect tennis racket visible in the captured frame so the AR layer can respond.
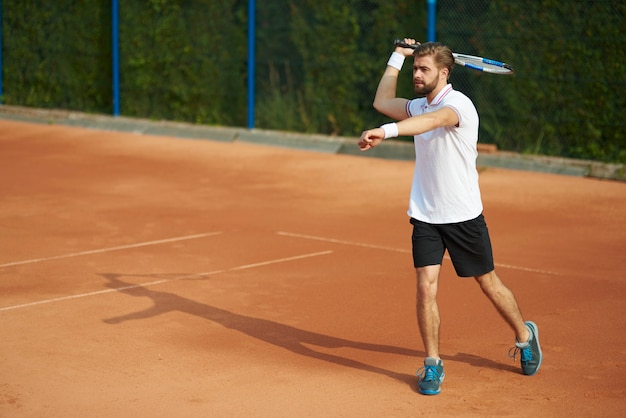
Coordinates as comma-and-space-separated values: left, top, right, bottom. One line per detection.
393, 39, 515, 75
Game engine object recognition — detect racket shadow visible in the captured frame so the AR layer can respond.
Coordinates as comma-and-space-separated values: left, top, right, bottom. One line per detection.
99, 272, 420, 387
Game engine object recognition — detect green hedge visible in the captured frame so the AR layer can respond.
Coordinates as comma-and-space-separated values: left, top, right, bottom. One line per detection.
439, 0, 625, 162
2, 0, 624, 163
118, 0, 247, 125
2, 1, 111, 111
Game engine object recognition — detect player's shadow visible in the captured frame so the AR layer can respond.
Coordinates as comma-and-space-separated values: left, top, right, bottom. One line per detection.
100, 273, 421, 386
100, 273, 516, 390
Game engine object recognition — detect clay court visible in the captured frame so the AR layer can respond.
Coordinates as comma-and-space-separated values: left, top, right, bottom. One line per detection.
1, 119, 625, 417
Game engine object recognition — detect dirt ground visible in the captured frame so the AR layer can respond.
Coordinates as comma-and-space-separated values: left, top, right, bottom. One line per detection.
1, 119, 625, 417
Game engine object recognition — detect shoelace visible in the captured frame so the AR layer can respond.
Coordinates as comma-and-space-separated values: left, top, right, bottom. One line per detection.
417, 365, 443, 382
508, 346, 533, 363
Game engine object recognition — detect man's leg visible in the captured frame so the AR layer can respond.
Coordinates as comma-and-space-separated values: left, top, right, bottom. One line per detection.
415, 264, 446, 395
474, 270, 529, 342
475, 270, 542, 375
416, 264, 442, 358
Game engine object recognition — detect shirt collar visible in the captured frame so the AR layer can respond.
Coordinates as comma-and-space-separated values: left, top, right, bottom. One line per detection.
428, 84, 453, 106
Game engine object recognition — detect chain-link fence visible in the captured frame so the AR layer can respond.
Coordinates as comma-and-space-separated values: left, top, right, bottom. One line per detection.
2, 1, 624, 162
437, 0, 625, 162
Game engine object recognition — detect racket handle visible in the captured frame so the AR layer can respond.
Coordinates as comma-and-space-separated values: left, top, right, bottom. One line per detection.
393, 39, 418, 49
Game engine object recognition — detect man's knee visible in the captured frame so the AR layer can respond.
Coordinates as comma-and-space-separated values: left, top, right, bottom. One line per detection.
474, 270, 502, 294
416, 265, 440, 299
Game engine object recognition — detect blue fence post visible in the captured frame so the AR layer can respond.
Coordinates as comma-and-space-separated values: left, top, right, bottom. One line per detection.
112, 0, 120, 116
247, 0, 255, 129
427, 0, 436, 42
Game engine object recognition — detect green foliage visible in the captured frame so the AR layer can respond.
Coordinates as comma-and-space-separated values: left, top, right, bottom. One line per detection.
118, 0, 247, 125
439, 0, 625, 163
1, 1, 624, 163
254, 0, 423, 135
2, 0, 111, 111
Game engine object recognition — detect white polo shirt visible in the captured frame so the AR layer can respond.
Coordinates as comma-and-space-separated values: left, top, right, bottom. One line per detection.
405, 84, 483, 224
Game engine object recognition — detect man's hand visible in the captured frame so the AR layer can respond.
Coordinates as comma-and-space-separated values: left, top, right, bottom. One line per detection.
396, 38, 420, 57
358, 128, 385, 151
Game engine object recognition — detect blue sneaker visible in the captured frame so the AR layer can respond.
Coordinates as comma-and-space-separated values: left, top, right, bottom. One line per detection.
417, 357, 445, 395
509, 321, 542, 376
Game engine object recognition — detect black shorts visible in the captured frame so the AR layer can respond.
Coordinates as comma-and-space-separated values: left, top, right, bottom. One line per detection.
410, 214, 495, 277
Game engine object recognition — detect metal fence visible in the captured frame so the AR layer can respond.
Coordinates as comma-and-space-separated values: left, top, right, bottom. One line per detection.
1, 1, 624, 162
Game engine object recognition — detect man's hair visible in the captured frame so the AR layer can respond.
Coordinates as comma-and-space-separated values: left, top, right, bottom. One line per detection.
413, 42, 455, 76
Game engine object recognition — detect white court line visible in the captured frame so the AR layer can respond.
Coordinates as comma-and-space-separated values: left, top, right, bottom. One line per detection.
277, 231, 560, 276
277, 231, 411, 253
0, 250, 333, 312
0, 232, 223, 268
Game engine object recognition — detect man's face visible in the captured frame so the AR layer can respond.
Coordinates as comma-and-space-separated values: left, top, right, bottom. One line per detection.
412, 55, 443, 96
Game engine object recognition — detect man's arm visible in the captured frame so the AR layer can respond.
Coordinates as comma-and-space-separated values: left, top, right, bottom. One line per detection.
358, 107, 459, 151
372, 67, 409, 121
372, 41, 417, 121
396, 106, 459, 135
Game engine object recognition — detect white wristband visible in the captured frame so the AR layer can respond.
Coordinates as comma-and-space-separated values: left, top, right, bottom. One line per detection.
386, 52, 405, 71
380, 123, 399, 140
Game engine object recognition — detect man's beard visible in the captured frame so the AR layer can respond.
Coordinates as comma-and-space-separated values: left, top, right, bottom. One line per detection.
414, 78, 438, 97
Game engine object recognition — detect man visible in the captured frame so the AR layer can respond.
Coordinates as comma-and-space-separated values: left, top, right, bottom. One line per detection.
358, 39, 542, 395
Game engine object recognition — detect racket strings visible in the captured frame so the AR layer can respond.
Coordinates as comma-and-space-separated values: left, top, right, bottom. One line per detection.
454, 55, 514, 74
393, 40, 514, 75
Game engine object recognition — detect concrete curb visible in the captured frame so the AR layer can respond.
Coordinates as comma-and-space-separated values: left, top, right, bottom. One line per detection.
0, 105, 623, 181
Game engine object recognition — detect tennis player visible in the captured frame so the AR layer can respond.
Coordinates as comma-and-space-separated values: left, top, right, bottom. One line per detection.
358, 39, 542, 395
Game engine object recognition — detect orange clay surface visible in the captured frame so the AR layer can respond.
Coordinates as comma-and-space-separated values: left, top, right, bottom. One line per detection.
1, 119, 625, 417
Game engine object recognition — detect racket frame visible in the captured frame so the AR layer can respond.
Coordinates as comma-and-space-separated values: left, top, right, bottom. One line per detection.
393, 40, 515, 75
